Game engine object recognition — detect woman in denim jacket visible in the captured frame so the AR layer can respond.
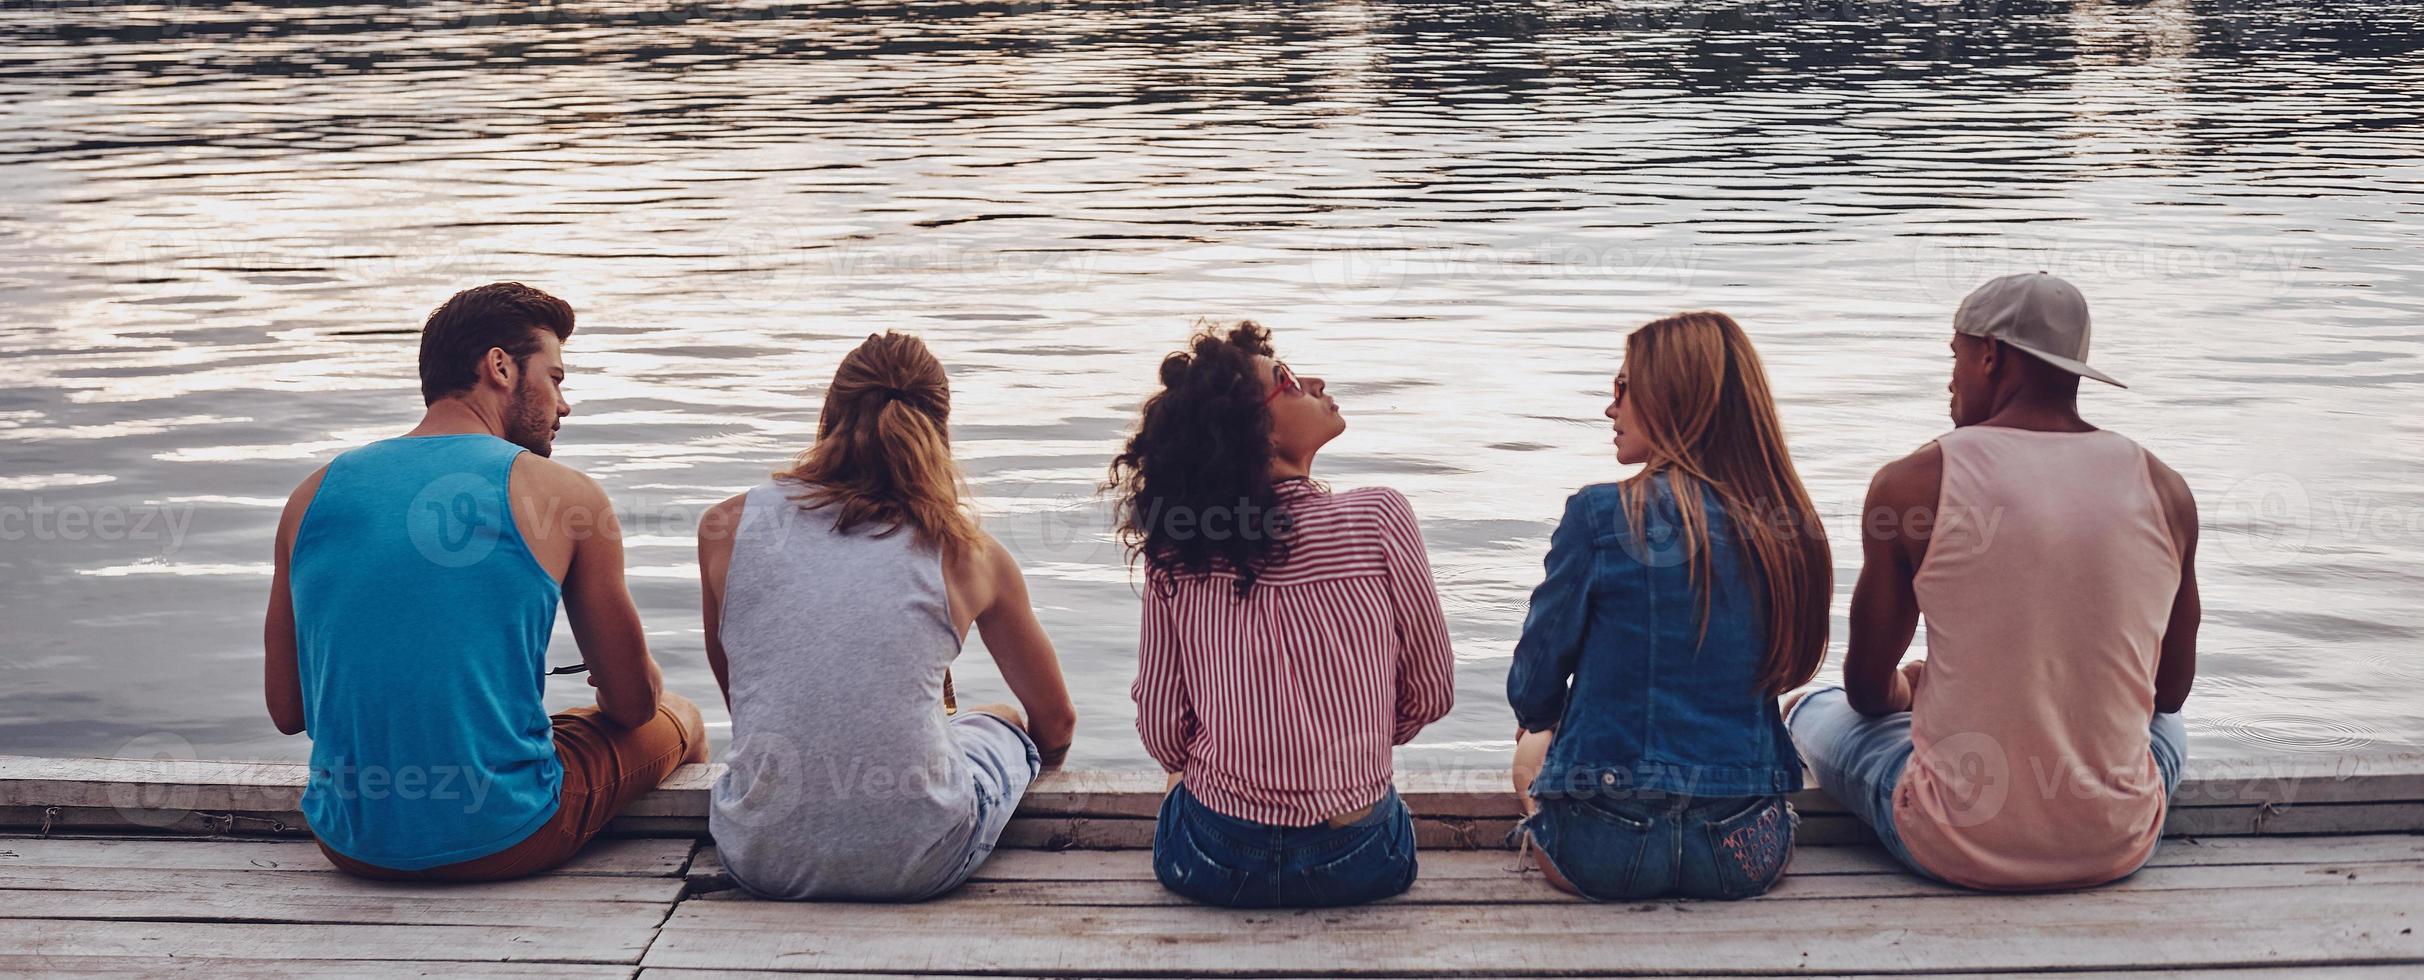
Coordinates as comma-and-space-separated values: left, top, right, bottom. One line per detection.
1507, 311, 1833, 901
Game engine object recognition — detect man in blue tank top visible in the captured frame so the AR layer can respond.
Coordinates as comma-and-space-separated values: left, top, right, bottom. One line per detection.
263, 282, 706, 880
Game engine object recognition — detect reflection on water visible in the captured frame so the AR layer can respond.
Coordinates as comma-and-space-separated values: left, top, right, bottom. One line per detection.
3, 1, 2420, 765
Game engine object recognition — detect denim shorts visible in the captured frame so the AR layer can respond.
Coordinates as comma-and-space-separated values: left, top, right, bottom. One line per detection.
1784, 686, 2189, 881
1518, 792, 1796, 901
1153, 782, 1418, 908
911, 711, 1042, 900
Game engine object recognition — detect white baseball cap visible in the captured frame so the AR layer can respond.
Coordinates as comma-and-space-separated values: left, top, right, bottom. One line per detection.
1952, 272, 2125, 389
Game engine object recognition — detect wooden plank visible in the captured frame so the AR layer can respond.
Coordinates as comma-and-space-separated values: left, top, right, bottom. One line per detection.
0, 806, 313, 838
0, 919, 653, 964
0, 956, 631, 978
660, 879, 2424, 932
696, 834, 2424, 890
1002, 757, 2424, 818
634, 968, 2424, 980
0, 836, 694, 877
892, 863, 2424, 907
515, 756, 2424, 824
0, 889, 673, 929
0, 757, 307, 812
0, 865, 682, 903
642, 883, 2423, 974
643, 914, 2424, 976
10, 754, 2420, 838
29, 797, 2421, 846
991, 803, 2424, 850
2141, 833, 2424, 867
691, 858, 2424, 907
2165, 802, 2424, 837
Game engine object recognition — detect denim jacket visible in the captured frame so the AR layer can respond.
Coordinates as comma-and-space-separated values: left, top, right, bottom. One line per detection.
1507, 475, 1803, 799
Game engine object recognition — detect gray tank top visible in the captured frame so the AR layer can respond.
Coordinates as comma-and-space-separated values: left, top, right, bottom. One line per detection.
708, 480, 978, 900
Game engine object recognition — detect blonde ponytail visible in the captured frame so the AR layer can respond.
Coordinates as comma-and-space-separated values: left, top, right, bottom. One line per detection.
775, 332, 979, 554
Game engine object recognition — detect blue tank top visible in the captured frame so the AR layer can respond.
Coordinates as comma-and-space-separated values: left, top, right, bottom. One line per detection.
291, 434, 563, 869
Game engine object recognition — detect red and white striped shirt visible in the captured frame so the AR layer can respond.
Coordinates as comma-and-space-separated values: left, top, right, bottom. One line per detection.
1131, 480, 1457, 827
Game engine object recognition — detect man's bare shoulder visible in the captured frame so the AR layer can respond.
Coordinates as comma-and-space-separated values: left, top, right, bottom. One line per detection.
1868, 440, 1944, 510
284, 464, 331, 510
2140, 448, 2199, 546
509, 452, 609, 505
507, 454, 616, 548
2141, 450, 2194, 507
277, 465, 332, 541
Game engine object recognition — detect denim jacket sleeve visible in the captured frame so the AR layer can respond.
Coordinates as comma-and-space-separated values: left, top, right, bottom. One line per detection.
1507, 489, 1597, 732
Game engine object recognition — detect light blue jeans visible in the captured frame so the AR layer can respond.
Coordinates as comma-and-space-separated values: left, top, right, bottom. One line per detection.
912, 711, 1042, 899
1785, 687, 2187, 881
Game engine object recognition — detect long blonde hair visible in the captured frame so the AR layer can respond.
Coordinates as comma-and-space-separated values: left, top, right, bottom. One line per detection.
1620, 312, 1831, 695
775, 331, 978, 553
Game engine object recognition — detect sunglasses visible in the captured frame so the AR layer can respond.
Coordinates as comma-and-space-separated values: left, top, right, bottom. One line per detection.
1262, 362, 1305, 407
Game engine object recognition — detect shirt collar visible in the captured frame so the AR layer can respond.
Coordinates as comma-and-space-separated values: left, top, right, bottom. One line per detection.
1272, 476, 1327, 501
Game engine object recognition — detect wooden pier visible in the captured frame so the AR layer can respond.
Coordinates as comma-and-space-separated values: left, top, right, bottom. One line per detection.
2, 754, 2420, 977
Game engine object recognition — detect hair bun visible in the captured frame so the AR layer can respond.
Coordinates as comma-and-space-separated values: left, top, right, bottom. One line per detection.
1158, 352, 1193, 387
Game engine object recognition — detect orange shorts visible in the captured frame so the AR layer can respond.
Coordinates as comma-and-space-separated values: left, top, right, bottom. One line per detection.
319, 700, 701, 881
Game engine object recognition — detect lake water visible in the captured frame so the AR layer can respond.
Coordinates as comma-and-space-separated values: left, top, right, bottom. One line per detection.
3, 0, 2420, 769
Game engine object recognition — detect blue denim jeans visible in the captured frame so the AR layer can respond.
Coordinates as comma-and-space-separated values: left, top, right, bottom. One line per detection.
912, 711, 1043, 900
1785, 686, 2189, 881
1517, 792, 1796, 901
1152, 782, 1418, 908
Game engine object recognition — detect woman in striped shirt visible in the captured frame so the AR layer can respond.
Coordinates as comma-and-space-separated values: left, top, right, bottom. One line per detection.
1106, 321, 1457, 908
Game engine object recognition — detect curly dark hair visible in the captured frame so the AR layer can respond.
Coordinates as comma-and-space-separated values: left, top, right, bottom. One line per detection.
1104, 321, 1295, 599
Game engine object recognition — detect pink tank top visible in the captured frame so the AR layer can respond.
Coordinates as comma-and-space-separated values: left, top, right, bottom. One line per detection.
1893, 426, 2182, 891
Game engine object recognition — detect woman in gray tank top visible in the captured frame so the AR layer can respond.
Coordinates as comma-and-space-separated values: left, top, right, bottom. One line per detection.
696, 332, 1077, 901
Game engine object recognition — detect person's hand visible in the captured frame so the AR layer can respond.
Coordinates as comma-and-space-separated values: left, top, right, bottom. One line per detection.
1888, 660, 1928, 713
1036, 740, 1070, 770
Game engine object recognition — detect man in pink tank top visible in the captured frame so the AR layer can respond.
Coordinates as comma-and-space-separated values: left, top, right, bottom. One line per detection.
1787, 273, 2201, 891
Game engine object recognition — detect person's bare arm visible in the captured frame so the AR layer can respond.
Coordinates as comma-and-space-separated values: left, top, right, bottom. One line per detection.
1845, 444, 1939, 716
528, 459, 661, 728
2148, 454, 2200, 714
969, 534, 1076, 767
695, 493, 745, 713
262, 467, 326, 736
